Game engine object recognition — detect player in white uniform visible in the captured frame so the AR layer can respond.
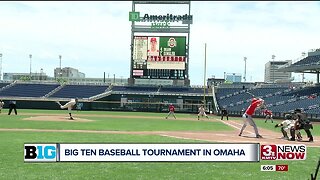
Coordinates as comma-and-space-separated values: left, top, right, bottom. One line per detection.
0, 100, 4, 114
275, 114, 302, 140
198, 105, 209, 120
56, 98, 78, 120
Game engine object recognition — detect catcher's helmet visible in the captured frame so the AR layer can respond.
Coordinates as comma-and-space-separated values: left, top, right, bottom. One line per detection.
285, 114, 293, 120
294, 108, 302, 114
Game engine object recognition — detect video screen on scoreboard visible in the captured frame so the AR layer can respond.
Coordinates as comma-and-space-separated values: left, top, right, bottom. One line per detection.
132, 36, 186, 79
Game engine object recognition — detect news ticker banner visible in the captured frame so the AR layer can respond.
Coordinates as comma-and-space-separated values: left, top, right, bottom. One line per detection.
24, 143, 259, 162
24, 143, 307, 163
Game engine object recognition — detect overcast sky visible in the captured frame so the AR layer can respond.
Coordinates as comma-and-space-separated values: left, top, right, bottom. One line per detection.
1, 1, 320, 85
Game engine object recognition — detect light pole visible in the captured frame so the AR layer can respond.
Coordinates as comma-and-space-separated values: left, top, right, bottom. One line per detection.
203, 43, 207, 107
59, 55, 62, 78
0, 53, 2, 81
301, 52, 306, 83
243, 57, 247, 82
29, 54, 32, 80
40, 68, 43, 81
272, 55, 276, 83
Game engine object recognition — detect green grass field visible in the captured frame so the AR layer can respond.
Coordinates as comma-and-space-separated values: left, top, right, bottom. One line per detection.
0, 109, 319, 180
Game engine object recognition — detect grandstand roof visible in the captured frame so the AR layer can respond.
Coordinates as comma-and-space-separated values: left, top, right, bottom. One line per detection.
279, 55, 320, 73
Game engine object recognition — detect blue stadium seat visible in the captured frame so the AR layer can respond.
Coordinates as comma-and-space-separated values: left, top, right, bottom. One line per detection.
50, 85, 109, 98
0, 83, 59, 97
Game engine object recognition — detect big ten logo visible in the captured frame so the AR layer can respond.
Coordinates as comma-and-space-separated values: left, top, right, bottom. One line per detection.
24, 144, 57, 162
261, 145, 277, 160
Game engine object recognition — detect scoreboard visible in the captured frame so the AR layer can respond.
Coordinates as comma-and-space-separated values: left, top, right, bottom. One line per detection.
132, 36, 186, 80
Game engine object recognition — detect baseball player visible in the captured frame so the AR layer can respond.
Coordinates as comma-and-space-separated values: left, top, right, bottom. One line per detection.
56, 98, 78, 120
238, 97, 264, 138
198, 105, 209, 120
289, 109, 314, 142
274, 114, 302, 140
8, 100, 17, 115
0, 100, 4, 114
165, 103, 176, 119
263, 109, 274, 123
220, 108, 229, 120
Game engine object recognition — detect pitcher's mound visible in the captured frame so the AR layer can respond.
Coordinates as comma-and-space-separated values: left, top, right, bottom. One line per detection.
23, 115, 94, 122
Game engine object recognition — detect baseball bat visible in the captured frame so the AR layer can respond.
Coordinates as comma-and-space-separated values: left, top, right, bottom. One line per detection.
246, 91, 255, 97
245, 92, 267, 110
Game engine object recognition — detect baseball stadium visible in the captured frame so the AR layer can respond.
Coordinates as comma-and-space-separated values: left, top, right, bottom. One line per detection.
0, 1, 320, 180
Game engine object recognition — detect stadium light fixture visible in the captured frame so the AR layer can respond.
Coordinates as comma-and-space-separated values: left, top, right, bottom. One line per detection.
29, 54, 32, 80
243, 57, 247, 82
203, 43, 207, 106
272, 55, 275, 83
59, 55, 62, 78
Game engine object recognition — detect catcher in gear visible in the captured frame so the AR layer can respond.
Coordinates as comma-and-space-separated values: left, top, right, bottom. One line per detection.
274, 114, 302, 140
289, 109, 314, 142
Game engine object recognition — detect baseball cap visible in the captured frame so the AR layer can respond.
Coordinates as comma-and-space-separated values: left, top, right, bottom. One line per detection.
150, 38, 157, 42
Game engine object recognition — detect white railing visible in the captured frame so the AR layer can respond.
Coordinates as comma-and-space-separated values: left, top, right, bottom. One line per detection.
88, 90, 113, 101
44, 84, 65, 98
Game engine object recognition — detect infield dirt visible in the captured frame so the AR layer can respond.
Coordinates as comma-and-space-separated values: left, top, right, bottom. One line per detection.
6, 114, 319, 147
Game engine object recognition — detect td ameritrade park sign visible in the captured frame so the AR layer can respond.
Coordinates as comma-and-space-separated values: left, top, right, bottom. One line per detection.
129, 12, 193, 29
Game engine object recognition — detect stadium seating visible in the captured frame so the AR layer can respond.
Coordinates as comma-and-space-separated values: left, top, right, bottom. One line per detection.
160, 87, 209, 94
1, 81, 319, 117
50, 85, 109, 98
291, 55, 320, 66
269, 96, 320, 112
112, 86, 208, 95
112, 86, 159, 93
0, 83, 10, 90
216, 85, 320, 117
217, 87, 293, 110
0, 83, 59, 97
283, 86, 320, 97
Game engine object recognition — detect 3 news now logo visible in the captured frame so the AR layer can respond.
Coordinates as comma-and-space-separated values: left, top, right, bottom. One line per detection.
24, 144, 57, 162
260, 144, 306, 160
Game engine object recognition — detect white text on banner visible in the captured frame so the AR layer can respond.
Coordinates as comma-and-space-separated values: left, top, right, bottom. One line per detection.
58, 143, 259, 162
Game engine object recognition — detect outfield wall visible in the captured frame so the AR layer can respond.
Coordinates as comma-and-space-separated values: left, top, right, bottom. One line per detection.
1, 93, 214, 114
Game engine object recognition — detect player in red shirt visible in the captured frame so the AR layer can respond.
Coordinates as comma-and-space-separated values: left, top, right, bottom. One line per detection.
165, 103, 176, 119
263, 109, 273, 123
238, 97, 264, 138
